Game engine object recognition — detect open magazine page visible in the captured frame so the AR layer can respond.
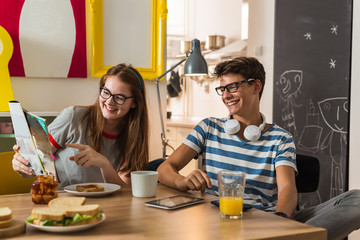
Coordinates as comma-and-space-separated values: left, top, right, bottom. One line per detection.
9, 101, 56, 177
25, 111, 56, 177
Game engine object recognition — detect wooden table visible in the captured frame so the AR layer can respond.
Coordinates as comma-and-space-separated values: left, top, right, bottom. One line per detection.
0, 184, 326, 239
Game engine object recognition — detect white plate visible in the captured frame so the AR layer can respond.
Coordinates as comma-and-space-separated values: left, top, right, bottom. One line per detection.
64, 183, 121, 197
26, 214, 106, 233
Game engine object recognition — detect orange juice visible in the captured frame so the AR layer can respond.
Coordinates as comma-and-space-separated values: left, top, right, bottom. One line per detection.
219, 196, 243, 216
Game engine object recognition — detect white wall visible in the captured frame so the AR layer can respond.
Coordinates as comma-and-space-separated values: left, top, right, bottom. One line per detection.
247, 0, 274, 122
349, 0, 360, 192
349, 0, 360, 239
187, 0, 243, 44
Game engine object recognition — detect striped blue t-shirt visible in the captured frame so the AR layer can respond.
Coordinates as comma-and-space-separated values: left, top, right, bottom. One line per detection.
183, 117, 297, 212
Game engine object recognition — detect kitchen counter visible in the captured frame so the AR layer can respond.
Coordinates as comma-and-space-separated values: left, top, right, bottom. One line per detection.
165, 117, 201, 175
166, 117, 201, 128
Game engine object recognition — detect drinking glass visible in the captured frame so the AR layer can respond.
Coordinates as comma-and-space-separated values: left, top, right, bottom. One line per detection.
218, 170, 246, 219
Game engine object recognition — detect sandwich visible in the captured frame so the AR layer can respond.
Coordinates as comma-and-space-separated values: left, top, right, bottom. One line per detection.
76, 184, 105, 192
0, 207, 13, 228
28, 207, 66, 226
28, 205, 102, 226
27, 197, 103, 226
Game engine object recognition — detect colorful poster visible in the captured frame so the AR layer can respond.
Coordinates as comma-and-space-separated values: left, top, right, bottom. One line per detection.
0, 0, 87, 78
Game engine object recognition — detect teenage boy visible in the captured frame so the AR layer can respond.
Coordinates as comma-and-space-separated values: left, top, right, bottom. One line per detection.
158, 57, 360, 240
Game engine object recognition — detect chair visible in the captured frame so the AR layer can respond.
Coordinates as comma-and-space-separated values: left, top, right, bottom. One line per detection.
295, 154, 320, 193
148, 158, 165, 171
0, 151, 36, 195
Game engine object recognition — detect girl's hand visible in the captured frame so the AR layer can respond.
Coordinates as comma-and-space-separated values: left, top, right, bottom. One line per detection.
118, 167, 131, 185
12, 145, 34, 176
66, 143, 109, 168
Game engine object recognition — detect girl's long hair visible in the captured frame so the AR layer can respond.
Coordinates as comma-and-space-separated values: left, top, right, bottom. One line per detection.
84, 63, 149, 171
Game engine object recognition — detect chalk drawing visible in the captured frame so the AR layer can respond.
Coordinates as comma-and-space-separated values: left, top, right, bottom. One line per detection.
275, 70, 303, 140
329, 59, 336, 69
330, 25, 338, 35
297, 99, 323, 153
304, 32, 312, 40
318, 97, 348, 198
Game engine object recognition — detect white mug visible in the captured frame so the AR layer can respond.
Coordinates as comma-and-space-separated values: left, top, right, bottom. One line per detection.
131, 171, 158, 198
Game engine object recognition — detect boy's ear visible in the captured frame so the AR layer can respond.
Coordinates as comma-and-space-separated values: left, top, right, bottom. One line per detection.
254, 79, 262, 94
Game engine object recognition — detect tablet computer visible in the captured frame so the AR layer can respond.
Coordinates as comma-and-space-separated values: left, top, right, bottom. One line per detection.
145, 195, 204, 210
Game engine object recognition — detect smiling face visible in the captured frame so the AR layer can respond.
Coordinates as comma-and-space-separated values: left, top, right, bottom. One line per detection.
318, 97, 348, 133
220, 73, 261, 118
275, 70, 303, 101
99, 75, 136, 124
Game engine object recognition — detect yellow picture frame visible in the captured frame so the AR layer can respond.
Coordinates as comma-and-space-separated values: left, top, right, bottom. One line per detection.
0, 25, 14, 112
89, 0, 167, 80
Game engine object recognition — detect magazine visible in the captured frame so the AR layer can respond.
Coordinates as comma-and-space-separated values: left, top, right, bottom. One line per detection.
8, 101, 56, 177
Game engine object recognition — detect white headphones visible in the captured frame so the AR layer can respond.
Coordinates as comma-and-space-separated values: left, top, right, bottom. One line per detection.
224, 113, 266, 141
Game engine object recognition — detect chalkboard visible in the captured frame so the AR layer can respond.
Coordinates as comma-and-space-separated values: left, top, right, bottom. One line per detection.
273, 0, 352, 208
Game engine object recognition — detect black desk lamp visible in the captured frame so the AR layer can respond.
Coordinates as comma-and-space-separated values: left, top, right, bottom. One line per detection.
154, 38, 208, 158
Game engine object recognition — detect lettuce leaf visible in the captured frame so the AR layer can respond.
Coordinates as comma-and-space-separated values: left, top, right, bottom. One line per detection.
72, 213, 93, 223
26, 216, 35, 223
68, 211, 103, 225
64, 218, 72, 226
42, 220, 54, 226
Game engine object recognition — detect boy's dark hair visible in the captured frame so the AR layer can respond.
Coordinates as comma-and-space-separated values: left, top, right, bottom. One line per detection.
214, 57, 266, 99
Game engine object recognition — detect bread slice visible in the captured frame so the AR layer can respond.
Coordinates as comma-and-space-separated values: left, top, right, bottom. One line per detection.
31, 207, 65, 221
76, 184, 105, 192
64, 204, 100, 218
0, 207, 12, 221
0, 218, 12, 228
48, 197, 86, 209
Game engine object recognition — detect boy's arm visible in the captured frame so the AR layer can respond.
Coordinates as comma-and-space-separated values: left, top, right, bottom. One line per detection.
157, 144, 211, 192
275, 165, 298, 218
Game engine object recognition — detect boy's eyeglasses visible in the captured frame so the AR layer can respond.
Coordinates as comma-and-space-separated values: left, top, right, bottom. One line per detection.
215, 79, 255, 96
100, 88, 133, 105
